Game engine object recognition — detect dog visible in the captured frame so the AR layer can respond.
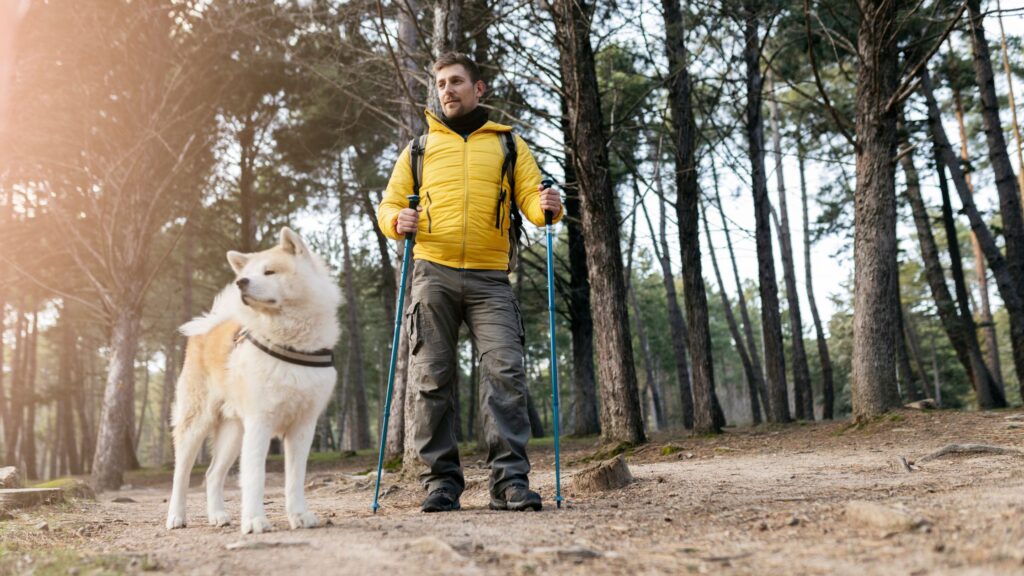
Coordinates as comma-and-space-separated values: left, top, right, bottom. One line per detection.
165, 227, 340, 534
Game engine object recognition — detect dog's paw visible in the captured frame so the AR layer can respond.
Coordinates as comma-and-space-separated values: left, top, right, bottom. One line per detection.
166, 515, 187, 530
287, 511, 320, 530
241, 515, 273, 534
208, 510, 231, 527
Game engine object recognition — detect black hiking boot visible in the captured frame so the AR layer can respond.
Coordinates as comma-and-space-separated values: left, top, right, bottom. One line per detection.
489, 485, 542, 511
421, 487, 461, 513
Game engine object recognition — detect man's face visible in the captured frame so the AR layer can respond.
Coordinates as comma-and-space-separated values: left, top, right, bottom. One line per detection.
435, 64, 484, 119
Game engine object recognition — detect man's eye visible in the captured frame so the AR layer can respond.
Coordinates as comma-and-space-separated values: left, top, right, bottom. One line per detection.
264, 270, 276, 276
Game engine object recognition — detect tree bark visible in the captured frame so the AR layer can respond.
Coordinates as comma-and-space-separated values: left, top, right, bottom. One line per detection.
850, 0, 901, 421
5, 309, 25, 468
427, 0, 463, 116
559, 141, 600, 436
551, 0, 645, 443
625, 196, 665, 431
660, 0, 719, 434
744, 6, 790, 423
767, 75, 814, 420
900, 136, 1003, 407
921, 67, 1023, 407
92, 310, 142, 490
22, 308, 38, 480
797, 143, 835, 419
59, 314, 81, 475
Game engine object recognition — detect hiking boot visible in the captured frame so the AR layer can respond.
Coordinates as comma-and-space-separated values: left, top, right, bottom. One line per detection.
489, 485, 542, 511
421, 487, 461, 513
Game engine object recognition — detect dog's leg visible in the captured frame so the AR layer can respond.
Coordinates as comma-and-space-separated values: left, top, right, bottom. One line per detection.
166, 416, 209, 530
205, 418, 243, 527
284, 418, 319, 529
239, 418, 274, 534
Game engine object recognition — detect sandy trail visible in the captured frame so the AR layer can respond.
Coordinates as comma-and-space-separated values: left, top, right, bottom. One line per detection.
2, 409, 1023, 575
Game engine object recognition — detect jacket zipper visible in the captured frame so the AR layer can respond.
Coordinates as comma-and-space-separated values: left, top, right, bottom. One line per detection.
460, 133, 469, 267
426, 191, 433, 233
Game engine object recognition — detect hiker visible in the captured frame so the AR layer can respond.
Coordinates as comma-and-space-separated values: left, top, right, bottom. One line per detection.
377, 52, 563, 513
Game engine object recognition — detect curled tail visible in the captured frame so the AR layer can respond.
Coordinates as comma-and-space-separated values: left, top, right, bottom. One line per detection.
179, 285, 238, 337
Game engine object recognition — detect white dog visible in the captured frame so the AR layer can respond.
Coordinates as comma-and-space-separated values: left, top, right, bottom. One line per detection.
165, 228, 340, 534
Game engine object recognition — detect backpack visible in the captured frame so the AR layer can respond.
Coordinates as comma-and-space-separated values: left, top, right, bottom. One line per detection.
408, 131, 524, 268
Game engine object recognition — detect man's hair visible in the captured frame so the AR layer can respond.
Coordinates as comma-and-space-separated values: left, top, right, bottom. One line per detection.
431, 52, 482, 84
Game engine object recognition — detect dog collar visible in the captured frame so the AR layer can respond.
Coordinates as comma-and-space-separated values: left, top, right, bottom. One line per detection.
234, 329, 335, 368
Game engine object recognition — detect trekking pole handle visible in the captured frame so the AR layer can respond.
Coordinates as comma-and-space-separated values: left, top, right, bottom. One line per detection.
406, 194, 420, 237
541, 179, 555, 226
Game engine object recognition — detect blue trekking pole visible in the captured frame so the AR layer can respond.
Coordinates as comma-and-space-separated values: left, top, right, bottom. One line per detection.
372, 194, 419, 514
541, 178, 564, 509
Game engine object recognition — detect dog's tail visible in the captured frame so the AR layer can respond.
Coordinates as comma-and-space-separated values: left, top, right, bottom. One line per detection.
179, 286, 237, 337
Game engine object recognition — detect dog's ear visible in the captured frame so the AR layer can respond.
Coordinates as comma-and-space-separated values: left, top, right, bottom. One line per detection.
279, 227, 307, 256
227, 251, 250, 274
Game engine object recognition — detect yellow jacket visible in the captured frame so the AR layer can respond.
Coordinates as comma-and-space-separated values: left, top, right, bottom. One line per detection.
378, 110, 563, 270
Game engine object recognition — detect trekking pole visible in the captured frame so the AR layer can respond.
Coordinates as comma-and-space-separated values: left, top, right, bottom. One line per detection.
541, 178, 564, 509
372, 194, 419, 514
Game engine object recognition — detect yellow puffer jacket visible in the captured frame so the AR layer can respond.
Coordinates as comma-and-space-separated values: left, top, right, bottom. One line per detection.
378, 110, 563, 270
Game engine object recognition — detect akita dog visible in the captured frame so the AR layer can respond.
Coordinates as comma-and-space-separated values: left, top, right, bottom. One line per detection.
165, 228, 340, 534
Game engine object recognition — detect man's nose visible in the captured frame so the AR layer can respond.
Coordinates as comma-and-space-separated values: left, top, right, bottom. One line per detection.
236, 278, 250, 290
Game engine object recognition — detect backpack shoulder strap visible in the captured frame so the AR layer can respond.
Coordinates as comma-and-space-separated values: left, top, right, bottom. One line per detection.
409, 134, 429, 196
498, 131, 517, 196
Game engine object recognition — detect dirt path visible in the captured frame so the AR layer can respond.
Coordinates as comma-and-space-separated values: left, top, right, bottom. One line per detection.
3, 409, 1024, 575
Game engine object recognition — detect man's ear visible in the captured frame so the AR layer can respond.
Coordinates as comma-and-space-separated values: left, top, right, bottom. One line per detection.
475, 79, 486, 98
227, 251, 249, 274
279, 227, 307, 256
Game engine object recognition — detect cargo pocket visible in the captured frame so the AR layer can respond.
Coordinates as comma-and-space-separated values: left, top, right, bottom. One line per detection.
511, 299, 526, 347
405, 301, 423, 356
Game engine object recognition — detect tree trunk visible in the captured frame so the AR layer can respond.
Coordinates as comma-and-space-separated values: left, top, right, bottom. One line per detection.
560, 100, 600, 436
22, 308, 38, 480
238, 111, 257, 253
900, 135, 1003, 407
744, 6, 790, 423
157, 329, 175, 467
660, 0, 719, 434
951, 83, 1004, 393
768, 75, 814, 420
551, 0, 645, 444
966, 0, 1024, 401
59, 315, 81, 475
702, 200, 763, 424
625, 197, 666, 431
797, 143, 835, 419
646, 141, 694, 429
921, 67, 1022, 407
894, 304, 921, 402
339, 172, 370, 450
5, 309, 25, 467
427, 0, 463, 116
92, 310, 142, 490
135, 351, 150, 452
994, 0, 1024, 196
850, 0, 901, 421
714, 173, 771, 414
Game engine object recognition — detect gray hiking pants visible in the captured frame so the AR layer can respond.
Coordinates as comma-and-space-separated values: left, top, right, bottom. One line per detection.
407, 260, 531, 499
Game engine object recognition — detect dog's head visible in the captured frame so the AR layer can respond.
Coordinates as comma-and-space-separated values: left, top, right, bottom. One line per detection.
226, 227, 335, 314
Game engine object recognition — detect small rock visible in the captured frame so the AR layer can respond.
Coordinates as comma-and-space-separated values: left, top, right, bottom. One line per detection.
933, 543, 946, 553
569, 455, 634, 494
111, 497, 136, 504
35, 521, 49, 531
845, 500, 928, 532
787, 517, 800, 526
905, 399, 938, 410
530, 545, 602, 561
663, 517, 673, 523
757, 522, 768, 532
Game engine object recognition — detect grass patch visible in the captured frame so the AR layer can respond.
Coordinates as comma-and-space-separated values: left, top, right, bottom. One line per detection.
571, 441, 635, 465
660, 445, 684, 456
0, 544, 161, 575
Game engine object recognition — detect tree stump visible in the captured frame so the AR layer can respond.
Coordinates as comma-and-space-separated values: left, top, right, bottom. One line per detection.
569, 455, 634, 494
0, 467, 21, 489
0, 488, 65, 512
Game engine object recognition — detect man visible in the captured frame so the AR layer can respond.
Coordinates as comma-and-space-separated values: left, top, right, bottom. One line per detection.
377, 53, 562, 513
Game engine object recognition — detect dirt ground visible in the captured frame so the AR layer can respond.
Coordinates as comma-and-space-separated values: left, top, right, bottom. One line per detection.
3, 409, 1024, 575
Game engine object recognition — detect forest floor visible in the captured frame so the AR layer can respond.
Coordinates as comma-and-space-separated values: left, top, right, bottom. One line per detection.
2, 408, 1024, 575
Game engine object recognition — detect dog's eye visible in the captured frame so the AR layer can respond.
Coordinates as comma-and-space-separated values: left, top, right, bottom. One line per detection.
264, 270, 276, 276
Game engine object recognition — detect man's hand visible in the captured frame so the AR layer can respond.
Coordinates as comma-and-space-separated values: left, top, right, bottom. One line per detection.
539, 184, 562, 215
395, 207, 420, 235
